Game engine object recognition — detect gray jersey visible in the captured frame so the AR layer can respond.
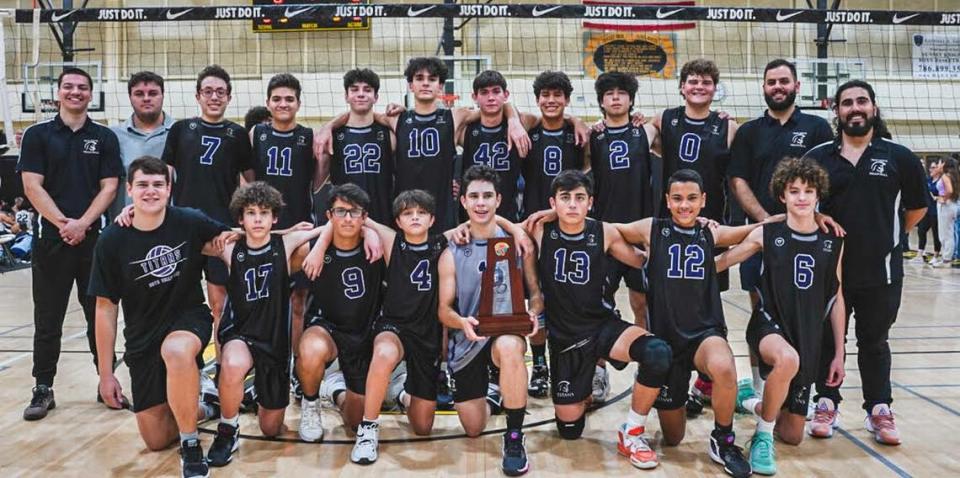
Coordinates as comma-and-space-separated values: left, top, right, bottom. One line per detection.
447, 227, 508, 372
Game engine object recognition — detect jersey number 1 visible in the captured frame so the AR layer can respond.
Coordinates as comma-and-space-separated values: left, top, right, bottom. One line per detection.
553, 248, 590, 284
266, 146, 293, 176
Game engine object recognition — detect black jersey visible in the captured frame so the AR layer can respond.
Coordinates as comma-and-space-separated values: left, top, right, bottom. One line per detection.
162, 118, 253, 224
646, 218, 725, 352
523, 123, 583, 219
756, 222, 842, 384
462, 121, 523, 222
395, 110, 457, 232
306, 241, 384, 336
659, 107, 730, 222
381, 234, 448, 344
88, 207, 228, 357
331, 123, 394, 224
221, 235, 290, 358
252, 124, 316, 229
538, 219, 616, 344
590, 125, 653, 223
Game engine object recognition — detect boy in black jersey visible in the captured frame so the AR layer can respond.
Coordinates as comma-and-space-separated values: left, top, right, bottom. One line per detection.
162, 65, 254, 349
611, 170, 765, 478
524, 170, 672, 470
715, 158, 846, 475
91, 156, 236, 478
205, 182, 329, 467
296, 184, 384, 442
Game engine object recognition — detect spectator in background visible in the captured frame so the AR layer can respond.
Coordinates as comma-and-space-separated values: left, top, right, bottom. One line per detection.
109, 71, 173, 219
933, 157, 959, 268
913, 158, 941, 264
244, 106, 272, 132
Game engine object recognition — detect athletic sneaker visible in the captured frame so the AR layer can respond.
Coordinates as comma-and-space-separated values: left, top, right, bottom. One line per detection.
931, 257, 947, 268
96, 387, 131, 409
320, 370, 347, 406
617, 423, 658, 469
865, 404, 901, 446
528, 364, 549, 398
207, 422, 240, 467
749, 431, 776, 475
299, 398, 324, 442
486, 382, 504, 415
735, 378, 757, 414
501, 430, 529, 476
383, 363, 407, 411
200, 373, 218, 404
686, 392, 706, 418
592, 365, 610, 403
709, 430, 752, 478
808, 399, 840, 438
351, 421, 380, 464
23, 385, 55, 421
180, 438, 209, 478
436, 369, 454, 411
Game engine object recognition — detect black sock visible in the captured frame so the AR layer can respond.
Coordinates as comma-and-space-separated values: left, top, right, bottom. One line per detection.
713, 421, 733, 436
532, 344, 546, 366
304, 392, 320, 402
505, 407, 525, 431
332, 389, 345, 405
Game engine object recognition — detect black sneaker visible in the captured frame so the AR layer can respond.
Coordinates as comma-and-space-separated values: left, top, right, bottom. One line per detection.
686, 392, 705, 418
180, 438, 210, 478
206, 422, 240, 467
23, 385, 56, 421
709, 431, 752, 478
96, 388, 131, 410
290, 373, 303, 402
501, 430, 529, 476
437, 370, 454, 411
527, 364, 549, 398
486, 384, 504, 415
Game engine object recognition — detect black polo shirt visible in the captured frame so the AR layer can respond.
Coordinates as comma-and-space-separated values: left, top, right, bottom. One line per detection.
728, 108, 833, 217
16, 115, 123, 241
803, 137, 926, 288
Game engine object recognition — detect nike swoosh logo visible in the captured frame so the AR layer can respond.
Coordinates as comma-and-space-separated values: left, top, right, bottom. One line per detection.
407, 6, 436, 17
532, 6, 563, 17
166, 8, 193, 20
776, 11, 804, 21
285, 6, 313, 18
50, 10, 76, 22
656, 8, 684, 19
893, 13, 919, 24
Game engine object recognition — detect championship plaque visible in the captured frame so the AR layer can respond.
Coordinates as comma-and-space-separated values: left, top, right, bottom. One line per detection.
476, 236, 532, 336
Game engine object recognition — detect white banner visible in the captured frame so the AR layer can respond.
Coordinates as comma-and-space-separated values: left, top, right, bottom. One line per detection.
912, 33, 960, 78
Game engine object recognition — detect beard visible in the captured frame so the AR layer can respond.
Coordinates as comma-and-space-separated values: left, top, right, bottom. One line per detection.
764, 90, 797, 111
135, 109, 162, 125
839, 114, 876, 137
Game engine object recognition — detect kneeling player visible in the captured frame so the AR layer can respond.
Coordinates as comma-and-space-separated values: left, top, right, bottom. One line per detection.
716, 158, 845, 475
206, 182, 329, 466
92, 156, 235, 478
525, 170, 672, 470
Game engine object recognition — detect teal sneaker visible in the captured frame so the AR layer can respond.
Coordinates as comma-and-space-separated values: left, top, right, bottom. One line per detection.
749, 431, 776, 475
736, 378, 757, 414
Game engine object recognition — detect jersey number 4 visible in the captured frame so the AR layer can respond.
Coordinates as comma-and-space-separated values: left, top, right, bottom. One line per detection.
410, 259, 432, 291
553, 248, 590, 284
473, 142, 510, 171
200, 135, 222, 165
243, 263, 273, 301
666, 244, 705, 279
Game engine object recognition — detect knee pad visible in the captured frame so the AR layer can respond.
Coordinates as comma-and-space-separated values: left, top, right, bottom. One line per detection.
556, 414, 585, 440
631, 336, 672, 388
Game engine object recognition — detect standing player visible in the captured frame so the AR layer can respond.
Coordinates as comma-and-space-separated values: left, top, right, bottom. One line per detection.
296, 184, 384, 442
714, 157, 846, 475
438, 165, 542, 476
18, 67, 123, 419
727, 59, 833, 403
803, 80, 927, 445
526, 170, 672, 469
91, 156, 233, 478
162, 65, 254, 343
325, 69, 395, 225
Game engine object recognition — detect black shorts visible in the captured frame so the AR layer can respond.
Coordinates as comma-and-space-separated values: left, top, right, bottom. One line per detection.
450, 341, 493, 403
609, 258, 647, 294
739, 252, 762, 292
126, 307, 213, 413
305, 317, 372, 395
220, 336, 291, 410
204, 256, 229, 286
746, 316, 811, 416
373, 320, 442, 401
289, 270, 310, 290
549, 319, 632, 405
654, 329, 726, 410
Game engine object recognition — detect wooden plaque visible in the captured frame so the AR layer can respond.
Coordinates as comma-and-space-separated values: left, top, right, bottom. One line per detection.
476, 236, 532, 336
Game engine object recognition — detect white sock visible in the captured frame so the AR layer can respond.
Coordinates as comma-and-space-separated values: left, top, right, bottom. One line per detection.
221, 414, 239, 427
626, 408, 647, 430
743, 397, 762, 418
751, 367, 766, 396
757, 417, 775, 434
398, 390, 411, 409
362, 415, 380, 424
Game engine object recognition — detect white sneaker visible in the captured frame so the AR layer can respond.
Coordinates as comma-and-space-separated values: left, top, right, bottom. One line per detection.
383, 362, 407, 411
931, 258, 945, 268
320, 370, 347, 407
299, 398, 324, 442
351, 421, 380, 464
592, 365, 610, 403
200, 372, 218, 404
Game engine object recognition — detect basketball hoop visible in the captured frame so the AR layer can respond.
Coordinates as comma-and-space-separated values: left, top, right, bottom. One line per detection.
440, 94, 459, 108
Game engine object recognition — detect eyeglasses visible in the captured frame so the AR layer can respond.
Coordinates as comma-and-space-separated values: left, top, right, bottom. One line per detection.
331, 207, 364, 218
199, 88, 229, 98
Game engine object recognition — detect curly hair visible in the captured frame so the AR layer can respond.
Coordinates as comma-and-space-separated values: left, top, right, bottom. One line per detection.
769, 157, 830, 202
229, 181, 285, 222
679, 58, 720, 87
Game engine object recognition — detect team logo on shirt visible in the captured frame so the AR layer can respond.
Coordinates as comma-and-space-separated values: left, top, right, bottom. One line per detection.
566, 133, 575, 143
531, 133, 540, 142
259, 133, 268, 142
869, 158, 889, 177
661, 227, 670, 237
791, 131, 807, 147
823, 240, 833, 253
82, 139, 99, 154
132, 242, 187, 284
236, 251, 245, 263
405, 117, 413, 125
225, 128, 235, 138
710, 125, 720, 136
189, 121, 198, 130
436, 115, 446, 125
324, 254, 332, 264
472, 129, 480, 137
775, 237, 786, 247
376, 130, 385, 141
587, 233, 598, 246
671, 118, 679, 127
297, 135, 307, 146
556, 380, 573, 398
632, 128, 641, 137
550, 230, 559, 240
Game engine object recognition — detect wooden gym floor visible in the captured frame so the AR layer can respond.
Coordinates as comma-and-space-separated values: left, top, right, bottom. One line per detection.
0, 260, 957, 477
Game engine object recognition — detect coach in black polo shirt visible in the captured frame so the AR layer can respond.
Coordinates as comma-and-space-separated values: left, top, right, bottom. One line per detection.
17, 67, 123, 421
804, 80, 926, 446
